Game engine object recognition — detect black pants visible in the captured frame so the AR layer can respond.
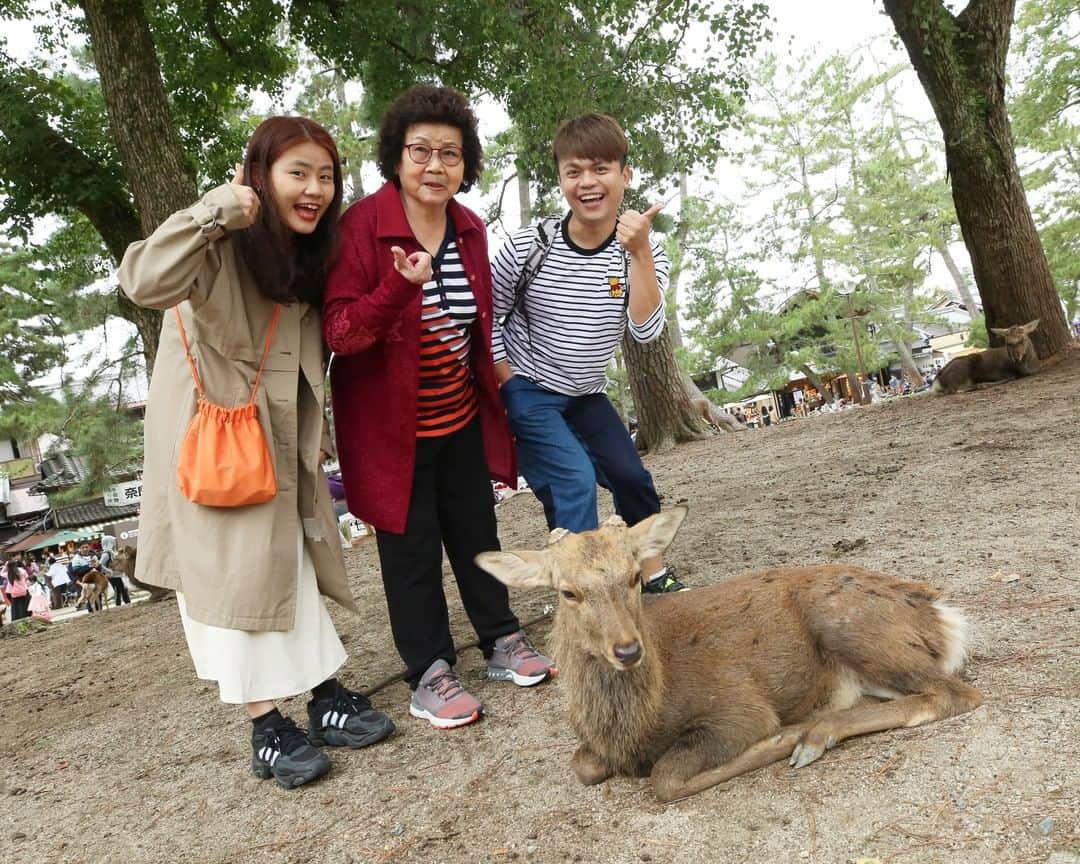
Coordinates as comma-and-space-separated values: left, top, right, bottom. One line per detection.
109, 576, 130, 606
375, 418, 520, 689
10, 595, 31, 620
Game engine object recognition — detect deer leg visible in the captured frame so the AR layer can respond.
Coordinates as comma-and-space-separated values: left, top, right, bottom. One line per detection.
789, 680, 982, 769
651, 724, 810, 802
572, 744, 613, 786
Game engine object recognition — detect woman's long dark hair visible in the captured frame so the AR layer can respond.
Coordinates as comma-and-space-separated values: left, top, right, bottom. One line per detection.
5, 559, 23, 583
233, 116, 344, 306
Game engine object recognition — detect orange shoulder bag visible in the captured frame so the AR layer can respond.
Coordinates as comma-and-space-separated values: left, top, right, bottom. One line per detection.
173, 305, 281, 508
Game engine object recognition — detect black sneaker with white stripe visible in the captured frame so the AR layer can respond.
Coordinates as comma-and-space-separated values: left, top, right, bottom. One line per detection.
307, 681, 395, 749
250, 716, 330, 789
642, 565, 689, 594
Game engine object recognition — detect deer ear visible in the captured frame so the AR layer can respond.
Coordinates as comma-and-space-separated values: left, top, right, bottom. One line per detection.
475, 550, 552, 590
627, 506, 687, 562
1022, 318, 1040, 334
989, 327, 1007, 337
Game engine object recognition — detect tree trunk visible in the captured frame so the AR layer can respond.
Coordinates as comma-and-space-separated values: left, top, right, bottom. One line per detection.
799, 151, 829, 291
80, 0, 198, 378
608, 347, 632, 422
800, 364, 834, 404
934, 234, 980, 318
116, 291, 162, 374
888, 328, 925, 386
516, 164, 532, 226
622, 326, 707, 454
336, 75, 365, 203
666, 173, 690, 351
882, 0, 1070, 358
80, 0, 197, 238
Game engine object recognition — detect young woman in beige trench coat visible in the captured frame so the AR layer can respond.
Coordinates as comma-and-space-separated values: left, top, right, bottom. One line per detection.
119, 116, 393, 789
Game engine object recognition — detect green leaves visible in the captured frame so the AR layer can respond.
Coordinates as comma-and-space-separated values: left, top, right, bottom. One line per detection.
1011, 0, 1080, 321
677, 45, 967, 396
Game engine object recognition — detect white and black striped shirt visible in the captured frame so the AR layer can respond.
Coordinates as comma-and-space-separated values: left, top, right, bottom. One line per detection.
491, 215, 668, 396
417, 236, 478, 437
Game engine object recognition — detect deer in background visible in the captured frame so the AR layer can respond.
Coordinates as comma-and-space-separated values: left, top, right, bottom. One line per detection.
111, 546, 171, 603
76, 567, 110, 613
933, 318, 1040, 394
477, 508, 982, 802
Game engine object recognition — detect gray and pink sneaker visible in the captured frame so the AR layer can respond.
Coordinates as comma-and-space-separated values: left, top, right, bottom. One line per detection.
410, 659, 482, 729
487, 630, 556, 687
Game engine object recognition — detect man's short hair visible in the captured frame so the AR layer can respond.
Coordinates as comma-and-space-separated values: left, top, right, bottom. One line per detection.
552, 113, 628, 169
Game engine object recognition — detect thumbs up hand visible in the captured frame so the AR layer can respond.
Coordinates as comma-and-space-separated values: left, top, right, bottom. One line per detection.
616, 202, 663, 255
229, 162, 261, 228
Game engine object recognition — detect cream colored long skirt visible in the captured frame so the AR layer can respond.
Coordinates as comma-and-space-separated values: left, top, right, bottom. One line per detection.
176, 523, 347, 704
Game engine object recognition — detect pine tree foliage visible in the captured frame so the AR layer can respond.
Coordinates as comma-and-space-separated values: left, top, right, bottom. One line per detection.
1011, 0, 1080, 322
678, 50, 957, 399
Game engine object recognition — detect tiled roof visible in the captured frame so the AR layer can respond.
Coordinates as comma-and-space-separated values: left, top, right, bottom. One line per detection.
1, 524, 43, 550
33, 453, 138, 493
35, 453, 87, 490
3, 529, 59, 553
53, 498, 141, 528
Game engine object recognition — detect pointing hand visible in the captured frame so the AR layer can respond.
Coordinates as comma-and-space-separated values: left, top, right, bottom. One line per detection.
391, 246, 433, 285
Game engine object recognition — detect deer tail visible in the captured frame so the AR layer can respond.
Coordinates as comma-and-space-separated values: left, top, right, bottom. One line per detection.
931, 602, 972, 675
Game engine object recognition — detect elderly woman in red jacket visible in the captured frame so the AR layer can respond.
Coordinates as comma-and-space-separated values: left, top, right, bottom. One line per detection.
324, 86, 554, 729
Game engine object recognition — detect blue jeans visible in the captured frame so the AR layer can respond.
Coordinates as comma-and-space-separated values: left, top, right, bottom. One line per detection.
500, 376, 661, 532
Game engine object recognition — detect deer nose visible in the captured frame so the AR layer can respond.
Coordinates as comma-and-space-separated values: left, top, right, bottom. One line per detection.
613, 642, 642, 666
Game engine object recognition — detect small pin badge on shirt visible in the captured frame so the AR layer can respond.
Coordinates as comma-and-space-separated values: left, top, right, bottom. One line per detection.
608, 277, 625, 299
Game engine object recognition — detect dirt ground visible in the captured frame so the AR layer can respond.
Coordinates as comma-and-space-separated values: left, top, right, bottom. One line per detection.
2, 349, 1078, 864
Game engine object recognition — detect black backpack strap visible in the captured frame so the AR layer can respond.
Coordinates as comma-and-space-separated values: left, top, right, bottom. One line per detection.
622, 248, 630, 313
499, 215, 561, 328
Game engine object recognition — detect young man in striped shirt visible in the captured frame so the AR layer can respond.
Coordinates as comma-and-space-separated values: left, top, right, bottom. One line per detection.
491, 113, 686, 593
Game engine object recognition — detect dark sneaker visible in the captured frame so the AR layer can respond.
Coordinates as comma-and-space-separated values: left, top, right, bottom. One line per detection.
409, 659, 482, 729
642, 566, 689, 594
487, 630, 556, 686
251, 716, 330, 789
307, 682, 395, 748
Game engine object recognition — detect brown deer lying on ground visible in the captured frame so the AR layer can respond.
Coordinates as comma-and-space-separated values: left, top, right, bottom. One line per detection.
932, 318, 1040, 394
477, 508, 982, 802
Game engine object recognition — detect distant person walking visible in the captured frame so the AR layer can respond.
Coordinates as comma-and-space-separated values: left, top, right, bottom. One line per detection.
46, 556, 71, 608
4, 559, 31, 621
99, 535, 130, 607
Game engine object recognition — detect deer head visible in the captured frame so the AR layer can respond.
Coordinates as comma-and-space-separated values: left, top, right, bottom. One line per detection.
989, 318, 1039, 364
477, 507, 687, 671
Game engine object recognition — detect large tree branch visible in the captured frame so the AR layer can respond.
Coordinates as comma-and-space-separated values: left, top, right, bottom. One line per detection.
0, 75, 141, 263
204, 0, 236, 56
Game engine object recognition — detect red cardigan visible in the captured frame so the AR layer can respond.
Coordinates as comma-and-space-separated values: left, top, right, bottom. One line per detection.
323, 182, 516, 533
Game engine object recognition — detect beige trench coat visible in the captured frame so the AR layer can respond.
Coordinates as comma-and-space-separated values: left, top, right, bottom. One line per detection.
119, 184, 359, 630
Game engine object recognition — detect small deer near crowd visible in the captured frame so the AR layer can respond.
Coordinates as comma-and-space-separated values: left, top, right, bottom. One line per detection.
477, 508, 982, 802
933, 318, 1040, 394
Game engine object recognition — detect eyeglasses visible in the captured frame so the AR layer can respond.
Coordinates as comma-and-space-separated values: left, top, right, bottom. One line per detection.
404, 143, 464, 167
